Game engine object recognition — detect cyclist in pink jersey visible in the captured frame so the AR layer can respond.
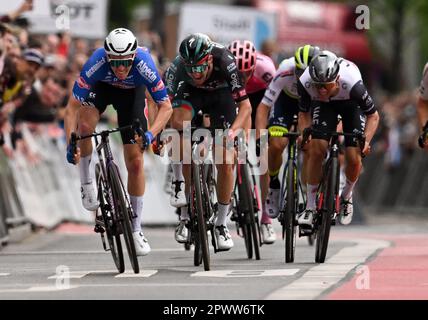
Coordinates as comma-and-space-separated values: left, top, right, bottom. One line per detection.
228, 40, 277, 244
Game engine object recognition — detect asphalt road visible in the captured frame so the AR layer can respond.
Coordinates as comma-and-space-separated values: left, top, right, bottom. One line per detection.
1, 216, 427, 302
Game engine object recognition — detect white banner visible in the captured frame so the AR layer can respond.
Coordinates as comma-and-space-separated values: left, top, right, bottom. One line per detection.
178, 3, 277, 51
0, 0, 107, 39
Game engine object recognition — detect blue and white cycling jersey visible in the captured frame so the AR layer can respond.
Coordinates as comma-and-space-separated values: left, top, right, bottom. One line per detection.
72, 47, 168, 104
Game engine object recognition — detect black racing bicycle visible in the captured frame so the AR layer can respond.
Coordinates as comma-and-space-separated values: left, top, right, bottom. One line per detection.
301, 128, 365, 263
269, 126, 305, 263
70, 122, 146, 273
230, 136, 261, 260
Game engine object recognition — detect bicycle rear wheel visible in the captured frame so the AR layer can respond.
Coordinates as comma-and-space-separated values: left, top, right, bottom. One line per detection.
193, 163, 210, 271
315, 158, 338, 263
285, 159, 297, 263
108, 164, 140, 273
96, 164, 124, 273
239, 163, 261, 260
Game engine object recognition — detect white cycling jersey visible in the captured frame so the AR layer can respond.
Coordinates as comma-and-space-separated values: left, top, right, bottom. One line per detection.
261, 57, 299, 107
298, 58, 376, 115
419, 62, 428, 101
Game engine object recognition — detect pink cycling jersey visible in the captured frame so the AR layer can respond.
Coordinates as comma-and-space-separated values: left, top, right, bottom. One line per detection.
245, 52, 276, 94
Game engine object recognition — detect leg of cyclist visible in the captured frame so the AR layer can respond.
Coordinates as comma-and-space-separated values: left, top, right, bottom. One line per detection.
338, 103, 366, 225
297, 103, 334, 230
77, 106, 100, 211
169, 107, 188, 209
117, 85, 153, 256
170, 101, 193, 243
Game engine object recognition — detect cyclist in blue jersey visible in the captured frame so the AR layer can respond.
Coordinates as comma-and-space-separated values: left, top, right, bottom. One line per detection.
64, 28, 172, 256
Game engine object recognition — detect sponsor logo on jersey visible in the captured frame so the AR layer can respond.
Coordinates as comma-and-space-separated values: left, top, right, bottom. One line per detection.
305, 81, 311, 89
342, 83, 348, 90
151, 80, 165, 92
230, 73, 240, 91
136, 61, 157, 83
262, 72, 273, 83
232, 88, 247, 100
77, 76, 90, 89
269, 89, 276, 97
85, 57, 106, 78
227, 62, 237, 72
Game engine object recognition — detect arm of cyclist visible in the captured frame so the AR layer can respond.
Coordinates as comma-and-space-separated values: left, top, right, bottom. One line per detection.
231, 97, 252, 135
417, 64, 428, 149
297, 80, 312, 148
350, 80, 379, 156
63, 95, 82, 164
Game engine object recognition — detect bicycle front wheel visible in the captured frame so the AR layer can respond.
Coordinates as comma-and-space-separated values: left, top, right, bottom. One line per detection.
315, 158, 338, 263
239, 163, 261, 260
193, 163, 210, 271
285, 159, 297, 263
96, 164, 124, 273
108, 164, 140, 273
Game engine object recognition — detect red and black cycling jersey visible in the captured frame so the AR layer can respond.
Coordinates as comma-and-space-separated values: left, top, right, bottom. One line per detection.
165, 42, 248, 103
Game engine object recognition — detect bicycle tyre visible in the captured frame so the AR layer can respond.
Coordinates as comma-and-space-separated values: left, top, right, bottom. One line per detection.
193, 163, 210, 271
240, 163, 261, 260
96, 164, 124, 273
234, 175, 253, 259
315, 158, 338, 263
108, 164, 140, 273
285, 159, 297, 263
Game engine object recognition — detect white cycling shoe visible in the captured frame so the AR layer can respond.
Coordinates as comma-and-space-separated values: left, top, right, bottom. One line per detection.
81, 182, 99, 211
133, 231, 151, 256
214, 225, 234, 250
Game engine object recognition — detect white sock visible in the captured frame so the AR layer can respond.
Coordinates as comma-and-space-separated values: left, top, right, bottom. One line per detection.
130, 195, 144, 232
341, 178, 357, 201
306, 184, 318, 210
79, 155, 92, 185
215, 202, 230, 226
180, 206, 190, 221
171, 163, 184, 181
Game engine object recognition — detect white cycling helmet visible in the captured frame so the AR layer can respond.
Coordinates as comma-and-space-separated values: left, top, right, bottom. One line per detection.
104, 28, 138, 57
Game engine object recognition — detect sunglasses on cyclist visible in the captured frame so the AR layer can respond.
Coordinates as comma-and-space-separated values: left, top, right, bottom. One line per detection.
313, 81, 337, 90
184, 62, 209, 74
109, 59, 134, 68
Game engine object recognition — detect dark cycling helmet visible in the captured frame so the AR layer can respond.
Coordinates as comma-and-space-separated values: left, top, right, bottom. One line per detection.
179, 33, 212, 65
294, 44, 320, 72
309, 50, 340, 83
104, 28, 138, 56
228, 40, 256, 72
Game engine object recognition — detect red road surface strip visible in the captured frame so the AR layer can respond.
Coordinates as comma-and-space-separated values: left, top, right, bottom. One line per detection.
326, 235, 428, 300
54, 223, 93, 234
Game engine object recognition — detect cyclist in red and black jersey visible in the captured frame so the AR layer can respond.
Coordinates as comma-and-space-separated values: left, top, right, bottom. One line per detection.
165, 33, 251, 251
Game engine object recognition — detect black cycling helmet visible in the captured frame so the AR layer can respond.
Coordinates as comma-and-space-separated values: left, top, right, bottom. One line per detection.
309, 50, 340, 83
179, 33, 212, 65
294, 44, 321, 74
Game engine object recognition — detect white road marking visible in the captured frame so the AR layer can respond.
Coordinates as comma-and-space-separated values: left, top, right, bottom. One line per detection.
115, 270, 158, 278
192, 269, 299, 278
0, 273, 10, 276
0, 248, 184, 255
264, 238, 390, 300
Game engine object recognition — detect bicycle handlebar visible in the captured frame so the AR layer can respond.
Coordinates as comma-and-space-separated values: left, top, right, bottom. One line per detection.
301, 127, 366, 157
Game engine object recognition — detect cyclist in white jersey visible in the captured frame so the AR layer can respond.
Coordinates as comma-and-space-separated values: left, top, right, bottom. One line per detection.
297, 50, 379, 229
417, 62, 428, 149
255, 45, 320, 219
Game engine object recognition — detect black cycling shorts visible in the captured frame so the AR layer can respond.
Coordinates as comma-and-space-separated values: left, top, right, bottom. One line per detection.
85, 82, 148, 144
268, 91, 299, 130
311, 100, 366, 147
248, 90, 265, 129
172, 83, 237, 129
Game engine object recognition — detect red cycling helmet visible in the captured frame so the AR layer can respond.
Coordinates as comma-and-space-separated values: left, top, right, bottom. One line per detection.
228, 40, 257, 72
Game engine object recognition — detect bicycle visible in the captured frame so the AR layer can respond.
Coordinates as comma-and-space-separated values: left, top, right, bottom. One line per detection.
230, 135, 261, 260
268, 125, 306, 263
70, 122, 145, 273
301, 127, 365, 263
